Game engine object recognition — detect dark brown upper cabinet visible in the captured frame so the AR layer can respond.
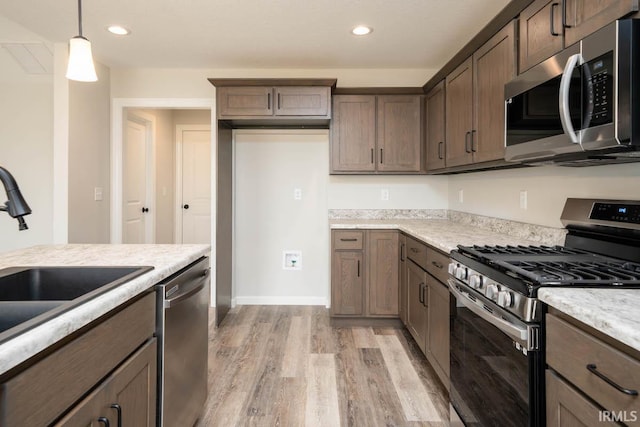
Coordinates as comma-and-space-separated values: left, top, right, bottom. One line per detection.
425, 81, 446, 171
217, 86, 330, 118
445, 21, 516, 169
519, 0, 638, 73
331, 94, 422, 174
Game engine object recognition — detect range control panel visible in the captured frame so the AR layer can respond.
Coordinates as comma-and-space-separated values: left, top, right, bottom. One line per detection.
591, 202, 640, 224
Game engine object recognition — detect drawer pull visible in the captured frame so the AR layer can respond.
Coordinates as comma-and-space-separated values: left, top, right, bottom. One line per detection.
111, 404, 122, 427
400, 243, 406, 261
586, 364, 639, 396
410, 248, 420, 254
432, 261, 443, 269
340, 238, 358, 242
98, 417, 110, 427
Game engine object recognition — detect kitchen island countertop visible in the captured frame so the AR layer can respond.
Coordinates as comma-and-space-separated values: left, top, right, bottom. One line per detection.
0, 244, 210, 376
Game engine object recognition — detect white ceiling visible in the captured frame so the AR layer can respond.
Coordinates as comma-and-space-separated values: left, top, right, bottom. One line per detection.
0, 0, 510, 70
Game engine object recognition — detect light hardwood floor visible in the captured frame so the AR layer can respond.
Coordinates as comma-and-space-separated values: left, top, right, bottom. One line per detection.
197, 306, 450, 427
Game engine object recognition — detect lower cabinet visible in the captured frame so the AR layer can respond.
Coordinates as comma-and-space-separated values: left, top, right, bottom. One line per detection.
331, 229, 399, 317
403, 235, 451, 388
56, 339, 157, 427
0, 293, 157, 426
546, 312, 640, 426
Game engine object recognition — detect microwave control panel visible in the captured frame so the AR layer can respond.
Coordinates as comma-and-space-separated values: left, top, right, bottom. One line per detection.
583, 52, 614, 128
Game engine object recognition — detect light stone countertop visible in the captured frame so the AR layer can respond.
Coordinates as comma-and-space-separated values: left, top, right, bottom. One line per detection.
329, 218, 557, 253
0, 244, 210, 376
538, 288, 640, 353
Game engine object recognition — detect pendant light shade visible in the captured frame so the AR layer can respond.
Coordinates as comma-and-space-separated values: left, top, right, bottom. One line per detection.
66, 36, 97, 81
66, 0, 98, 82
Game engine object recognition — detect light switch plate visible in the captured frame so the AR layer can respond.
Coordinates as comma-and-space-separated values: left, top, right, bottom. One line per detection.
94, 187, 103, 201
294, 188, 302, 200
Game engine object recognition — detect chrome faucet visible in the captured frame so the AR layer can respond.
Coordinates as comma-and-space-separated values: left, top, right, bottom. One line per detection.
0, 166, 31, 230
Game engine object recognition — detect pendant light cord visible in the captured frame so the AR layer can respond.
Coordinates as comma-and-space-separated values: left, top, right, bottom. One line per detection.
77, 0, 83, 37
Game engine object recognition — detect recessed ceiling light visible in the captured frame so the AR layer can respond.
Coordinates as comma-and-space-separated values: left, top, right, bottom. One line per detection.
107, 25, 131, 36
351, 26, 372, 36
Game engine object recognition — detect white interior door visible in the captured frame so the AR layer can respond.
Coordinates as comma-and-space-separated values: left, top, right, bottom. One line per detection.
123, 117, 154, 243
177, 125, 211, 244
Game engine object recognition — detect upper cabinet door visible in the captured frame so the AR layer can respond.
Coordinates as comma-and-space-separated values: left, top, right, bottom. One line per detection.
519, 0, 564, 73
445, 57, 474, 168
564, 0, 639, 46
274, 87, 330, 116
217, 87, 273, 117
330, 95, 376, 172
425, 81, 446, 171
376, 95, 422, 172
473, 20, 516, 163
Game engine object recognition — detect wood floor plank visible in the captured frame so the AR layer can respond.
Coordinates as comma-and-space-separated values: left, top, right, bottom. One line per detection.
376, 334, 442, 422
199, 306, 451, 427
352, 327, 379, 348
281, 316, 310, 378
305, 353, 340, 427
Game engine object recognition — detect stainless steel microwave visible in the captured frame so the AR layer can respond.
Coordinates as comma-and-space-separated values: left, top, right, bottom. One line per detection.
505, 19, 640, 165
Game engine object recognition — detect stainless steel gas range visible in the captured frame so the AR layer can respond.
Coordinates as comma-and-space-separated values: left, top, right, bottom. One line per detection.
447, 198, 640, 426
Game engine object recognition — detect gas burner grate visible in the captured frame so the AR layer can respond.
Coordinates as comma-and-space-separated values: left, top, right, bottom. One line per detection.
459, 245, 588, 260
495, 259, 640, 285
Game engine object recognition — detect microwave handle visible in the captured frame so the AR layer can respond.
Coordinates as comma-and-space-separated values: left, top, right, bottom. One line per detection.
559, 53, 583, 144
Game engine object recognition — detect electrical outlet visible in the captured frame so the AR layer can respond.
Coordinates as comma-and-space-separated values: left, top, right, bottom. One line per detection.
458, 189, 464, 204
520, 190, 528, 210
94, 187, 103, 201
381, 189, 389, 201
294, 188, 302, 200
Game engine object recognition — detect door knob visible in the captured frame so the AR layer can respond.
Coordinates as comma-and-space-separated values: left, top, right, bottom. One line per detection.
183, 204, 189, 209
141, 207, 149, 213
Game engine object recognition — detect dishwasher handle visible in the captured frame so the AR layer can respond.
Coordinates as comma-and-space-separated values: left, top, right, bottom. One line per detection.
163, 268, 210, 309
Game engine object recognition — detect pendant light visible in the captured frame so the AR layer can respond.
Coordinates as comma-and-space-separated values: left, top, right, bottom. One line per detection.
66, 0, 98, 82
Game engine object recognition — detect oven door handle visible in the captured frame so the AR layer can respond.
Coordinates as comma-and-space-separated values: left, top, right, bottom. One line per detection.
448, 279, 528, 341
559, 53, 583, 144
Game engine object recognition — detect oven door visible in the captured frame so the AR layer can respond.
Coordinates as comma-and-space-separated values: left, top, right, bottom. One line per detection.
448, 279, 543, 427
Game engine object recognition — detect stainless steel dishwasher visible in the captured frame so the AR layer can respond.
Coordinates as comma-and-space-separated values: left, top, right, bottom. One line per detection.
156, 256, 210, 427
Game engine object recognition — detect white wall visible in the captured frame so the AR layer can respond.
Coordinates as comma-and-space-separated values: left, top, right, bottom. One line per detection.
68, 62, 111, 243
0, 17, 54, 252
234, 130, 330, 305
448, 163, 640, 228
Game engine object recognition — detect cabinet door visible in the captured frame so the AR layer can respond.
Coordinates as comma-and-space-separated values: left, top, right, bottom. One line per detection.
217, 86, 273, 117
330, 95, 376, 172
445, 57, 474, 167
399, 234, 408, 325
546, 370, 619, 427
376, 96, 422, 172
331, 250, 364, 315
473, 21, 516, 163
564, 0, 639, 46
425, 81, 446, 171
56, 339, 157, 427
274, 87, 330, 116
406, 260, 427, 353
109, 339, 157, 427
426, 277, 450, 388
519, 0, 564, 72
367, 230, 399, 316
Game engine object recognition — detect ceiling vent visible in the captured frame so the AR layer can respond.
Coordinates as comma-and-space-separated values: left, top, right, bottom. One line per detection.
1, 42, 53, 74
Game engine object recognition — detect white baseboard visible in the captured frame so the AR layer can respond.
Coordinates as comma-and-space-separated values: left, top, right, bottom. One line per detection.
235, 296, 329, 306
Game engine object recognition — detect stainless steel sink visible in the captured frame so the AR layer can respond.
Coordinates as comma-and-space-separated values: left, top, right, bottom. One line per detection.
0, 266, 153, 339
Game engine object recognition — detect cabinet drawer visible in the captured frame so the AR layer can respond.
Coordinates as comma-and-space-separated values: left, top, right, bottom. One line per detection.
0, 292, 156, 427
406, 236, 428, 271
426, 248, 449, 283
333, 230, 364, 250
546, 314, 640, 420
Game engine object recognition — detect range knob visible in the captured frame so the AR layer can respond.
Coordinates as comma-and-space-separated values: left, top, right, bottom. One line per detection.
469, 274, 483, 290
485, 283, 499, 301
498, 290, 514, 308
455, 266, 468, 280
448, 262, 457, 275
